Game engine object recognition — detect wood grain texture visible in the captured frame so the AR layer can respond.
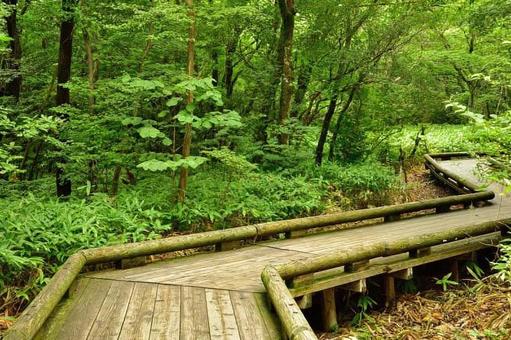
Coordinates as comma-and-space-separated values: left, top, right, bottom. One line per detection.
150, 285, 181, 340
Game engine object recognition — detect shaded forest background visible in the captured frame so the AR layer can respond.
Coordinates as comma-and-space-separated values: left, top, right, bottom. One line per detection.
0, 0, 510, 325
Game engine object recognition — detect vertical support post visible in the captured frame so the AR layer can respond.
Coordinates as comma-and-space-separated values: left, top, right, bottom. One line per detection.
384, 275, 396, 307
450, 259, 460, 282
285, 229, 307, 239
215, 240, 241, 252
321, 288, 338, 332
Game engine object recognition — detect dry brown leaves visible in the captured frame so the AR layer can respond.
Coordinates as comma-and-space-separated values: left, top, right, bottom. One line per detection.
322, 279, 511, 340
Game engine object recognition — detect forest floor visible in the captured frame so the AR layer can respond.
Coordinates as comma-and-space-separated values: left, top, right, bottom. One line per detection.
322, 277, 511, 340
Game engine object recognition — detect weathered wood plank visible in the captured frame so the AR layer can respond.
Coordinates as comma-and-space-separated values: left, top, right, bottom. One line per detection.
205, 289, 240, 340
253, 293, 284, 340
118, 283, 158, 340
230, 291, 272, 340
180, 286, 211, 340
87, 281, 134, 339
150, 285, 181, 340
34, 278, 92, 340
54, 278, 111, 340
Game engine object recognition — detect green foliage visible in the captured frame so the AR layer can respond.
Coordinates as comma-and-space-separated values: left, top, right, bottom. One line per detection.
288, 160, 399, 207
493, 239, 511, 283
435, 273, 459, 291
0, 193, 172, 306
352, 295, 377, 326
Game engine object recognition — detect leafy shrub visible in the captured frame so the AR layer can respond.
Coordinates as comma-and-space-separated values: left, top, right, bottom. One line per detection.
0, 193, 172, 311
284, 160, 399, 208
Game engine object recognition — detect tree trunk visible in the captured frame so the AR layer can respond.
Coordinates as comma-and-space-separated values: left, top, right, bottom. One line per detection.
211, 49, 219, 86
110, 165, 121, 196
276, 0, 295, 145
55, 0, 77, 198
291, 63, 311, 117
315, 95, 338, 165
178, 0, 196, 203
224, 36, 237, 98
1, 0, 22, 100
328, 85, 358, 161
83, 29, 96, 113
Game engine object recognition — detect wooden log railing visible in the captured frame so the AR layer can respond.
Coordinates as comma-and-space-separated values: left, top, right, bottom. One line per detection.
261, 219, 511, 340
4, 153, 498, 339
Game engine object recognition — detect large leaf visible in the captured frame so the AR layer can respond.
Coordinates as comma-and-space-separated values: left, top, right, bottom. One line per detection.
138, 125, 162, 139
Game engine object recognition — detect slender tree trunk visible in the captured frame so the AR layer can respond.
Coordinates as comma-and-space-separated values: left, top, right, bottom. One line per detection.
212, 49, 219, 85
83, 29, 96, 113
315, 95, 338, 165
291, 64, 311, 117
1, 0, 22, 100
138, 24, 154, 73
55, 0, 77, 198
276, 0, 295, 145
328, 85, 358, 161
224, 36, 237, 98
178, 0, 196, 203
111, 165, 121, 196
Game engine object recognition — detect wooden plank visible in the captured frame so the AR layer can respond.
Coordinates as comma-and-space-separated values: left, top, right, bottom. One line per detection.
118, 283, 158, 340
205, 289, 240, 340
390, 268, 413, 280
230, 291, 271, 340
253, 293, 284, 340
180, 286, 211, 340
87, 281, 135, 339
34, 278, 92, 340
150, 285, 181, 340
53, 278, 111, 340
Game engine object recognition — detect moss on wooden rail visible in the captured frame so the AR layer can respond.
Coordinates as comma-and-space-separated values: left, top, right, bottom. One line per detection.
4, 152, 498, 340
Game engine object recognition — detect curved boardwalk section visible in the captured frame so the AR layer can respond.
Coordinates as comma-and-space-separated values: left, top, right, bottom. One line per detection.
7, 154, 511, 340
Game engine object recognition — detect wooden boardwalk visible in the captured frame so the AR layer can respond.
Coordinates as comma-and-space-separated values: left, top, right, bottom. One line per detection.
14, 157, 511, 339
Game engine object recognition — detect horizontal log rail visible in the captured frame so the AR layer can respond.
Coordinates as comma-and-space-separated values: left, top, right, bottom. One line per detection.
5, 152, 498, 340
261, 219, 511, 340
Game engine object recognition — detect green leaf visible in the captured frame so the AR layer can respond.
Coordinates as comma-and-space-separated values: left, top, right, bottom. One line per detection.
137, 126, 162, 139
162, 137, 172, 146
121, 117, 143, 126
166, 97, 182, 107
137, 159, 173, 172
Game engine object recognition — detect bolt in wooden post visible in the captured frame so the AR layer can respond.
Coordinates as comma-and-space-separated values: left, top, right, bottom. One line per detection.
321, 288, 338, 332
